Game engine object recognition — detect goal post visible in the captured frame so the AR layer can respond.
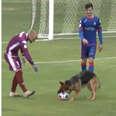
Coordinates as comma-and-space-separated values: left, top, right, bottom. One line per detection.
29, 0, 54, 40
29, 0, 116, 40
48, 0, 54, 40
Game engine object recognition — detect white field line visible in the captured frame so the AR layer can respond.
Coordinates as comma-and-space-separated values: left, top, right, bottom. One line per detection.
34, 56, 116, 64
2, 35, 116, 44
2, 56, 116, 64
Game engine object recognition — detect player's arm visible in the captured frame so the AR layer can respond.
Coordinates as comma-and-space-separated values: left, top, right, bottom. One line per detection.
97, 19, 103, 52
20, 48, 26, 64
20, 40, 38, 72
78, 19, 88, 45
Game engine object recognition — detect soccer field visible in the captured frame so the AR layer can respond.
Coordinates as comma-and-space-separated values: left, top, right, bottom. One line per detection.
2, 0, 116, 116
2, 38, 116, 116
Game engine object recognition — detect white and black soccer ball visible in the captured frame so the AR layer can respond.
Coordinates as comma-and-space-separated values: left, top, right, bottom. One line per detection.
58, 92, 69, 100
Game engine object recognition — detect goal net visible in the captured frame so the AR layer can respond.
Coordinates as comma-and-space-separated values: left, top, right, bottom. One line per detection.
29, 0, 116, 40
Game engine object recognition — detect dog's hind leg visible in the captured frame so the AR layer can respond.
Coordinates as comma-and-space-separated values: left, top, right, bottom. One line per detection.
88, 77, 97, 100
87, 83, 93, 100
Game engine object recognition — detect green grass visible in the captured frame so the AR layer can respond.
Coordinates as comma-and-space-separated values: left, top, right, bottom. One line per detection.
2, 0, 116, 116
2, 38, 116, 116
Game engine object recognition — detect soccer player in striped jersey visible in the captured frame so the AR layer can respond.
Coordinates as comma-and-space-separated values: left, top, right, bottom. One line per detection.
4, 31, 38, 97
78, 3, 103, 72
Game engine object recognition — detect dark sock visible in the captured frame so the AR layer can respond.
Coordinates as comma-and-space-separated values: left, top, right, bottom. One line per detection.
11, 74, 17, 92
16, 70, 27, 92
88, 62, 94, 72
81, 62, 86, 71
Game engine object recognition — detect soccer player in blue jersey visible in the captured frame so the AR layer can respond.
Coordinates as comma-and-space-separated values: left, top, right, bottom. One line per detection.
78, 3, 103, 72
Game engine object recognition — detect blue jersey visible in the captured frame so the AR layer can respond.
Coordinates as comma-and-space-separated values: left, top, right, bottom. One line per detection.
78, 16, 103, 45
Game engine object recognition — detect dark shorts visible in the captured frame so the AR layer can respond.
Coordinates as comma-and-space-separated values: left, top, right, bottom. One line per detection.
81, 45, 96, 59
4, 53, 22, 72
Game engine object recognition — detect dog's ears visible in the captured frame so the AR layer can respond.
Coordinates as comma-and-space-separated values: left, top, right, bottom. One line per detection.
59, 81, 64, 85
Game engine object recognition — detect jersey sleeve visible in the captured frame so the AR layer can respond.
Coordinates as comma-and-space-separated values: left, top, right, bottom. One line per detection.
97, 19, 103, 45
20, 39, 34, 65
20, 47, 24, 56
78, 19, 85, 40
97, 18, 102, 31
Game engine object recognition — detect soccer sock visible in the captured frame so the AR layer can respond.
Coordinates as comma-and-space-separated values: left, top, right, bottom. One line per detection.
88, 61, 94, 72
81, 62, 86, 71
16, 70, 27, 92
11, 74, 17, 92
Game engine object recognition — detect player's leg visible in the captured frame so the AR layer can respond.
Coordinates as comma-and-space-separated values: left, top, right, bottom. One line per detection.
8, 56, 27, 95
15, 70, 35, 97
88, 46, 96, 72
9, 73, 20, 97
81, 45, 87, 71
11, 73, 17, 92
4, 54, 21, 96
15, 57, 27, 92
5, 54, 16, 93
14, 58, 35, 97
81, 58, 87, 71
88, 57, 94, 72
6, 55, 35, 97
15, 70, 27, 92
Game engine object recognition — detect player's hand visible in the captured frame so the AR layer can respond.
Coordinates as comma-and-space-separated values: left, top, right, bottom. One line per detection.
98, 44, 103, 52
32, 64, 39, 72
82, 39, 88, 45
22, 56, 26, 65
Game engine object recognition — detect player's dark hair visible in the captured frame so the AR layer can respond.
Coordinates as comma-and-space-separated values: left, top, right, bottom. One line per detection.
85, 3, 93, 9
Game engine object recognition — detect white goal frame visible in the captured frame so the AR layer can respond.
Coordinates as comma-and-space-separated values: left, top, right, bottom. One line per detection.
30, 0, 116, 40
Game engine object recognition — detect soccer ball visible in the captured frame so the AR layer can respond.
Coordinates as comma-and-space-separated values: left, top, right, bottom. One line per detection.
58, 92, 69, 100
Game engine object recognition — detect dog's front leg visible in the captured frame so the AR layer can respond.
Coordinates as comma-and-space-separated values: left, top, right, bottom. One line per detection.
69, 90, 79, 102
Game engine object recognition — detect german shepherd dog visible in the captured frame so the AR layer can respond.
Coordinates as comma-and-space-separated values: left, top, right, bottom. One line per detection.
57, 71, 100, 101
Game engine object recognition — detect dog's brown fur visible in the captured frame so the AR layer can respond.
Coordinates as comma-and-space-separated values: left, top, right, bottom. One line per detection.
58, 71, 100, 101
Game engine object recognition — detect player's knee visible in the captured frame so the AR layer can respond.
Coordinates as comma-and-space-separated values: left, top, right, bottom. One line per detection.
88, 58, 94, 63
81, 59, 87, 64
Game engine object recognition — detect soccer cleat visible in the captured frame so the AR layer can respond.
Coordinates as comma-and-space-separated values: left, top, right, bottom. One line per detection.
9, 92, 21, 97
23, 90, 36, 98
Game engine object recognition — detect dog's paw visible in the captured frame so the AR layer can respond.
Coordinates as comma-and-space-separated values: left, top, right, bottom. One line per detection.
69, 97, 74, 102
90, 97, 96, 101
88, 95, 92, 100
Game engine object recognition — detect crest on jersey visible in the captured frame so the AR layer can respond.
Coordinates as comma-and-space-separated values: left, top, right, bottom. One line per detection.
84, 19, 87, 23
93, 22, 96, 26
